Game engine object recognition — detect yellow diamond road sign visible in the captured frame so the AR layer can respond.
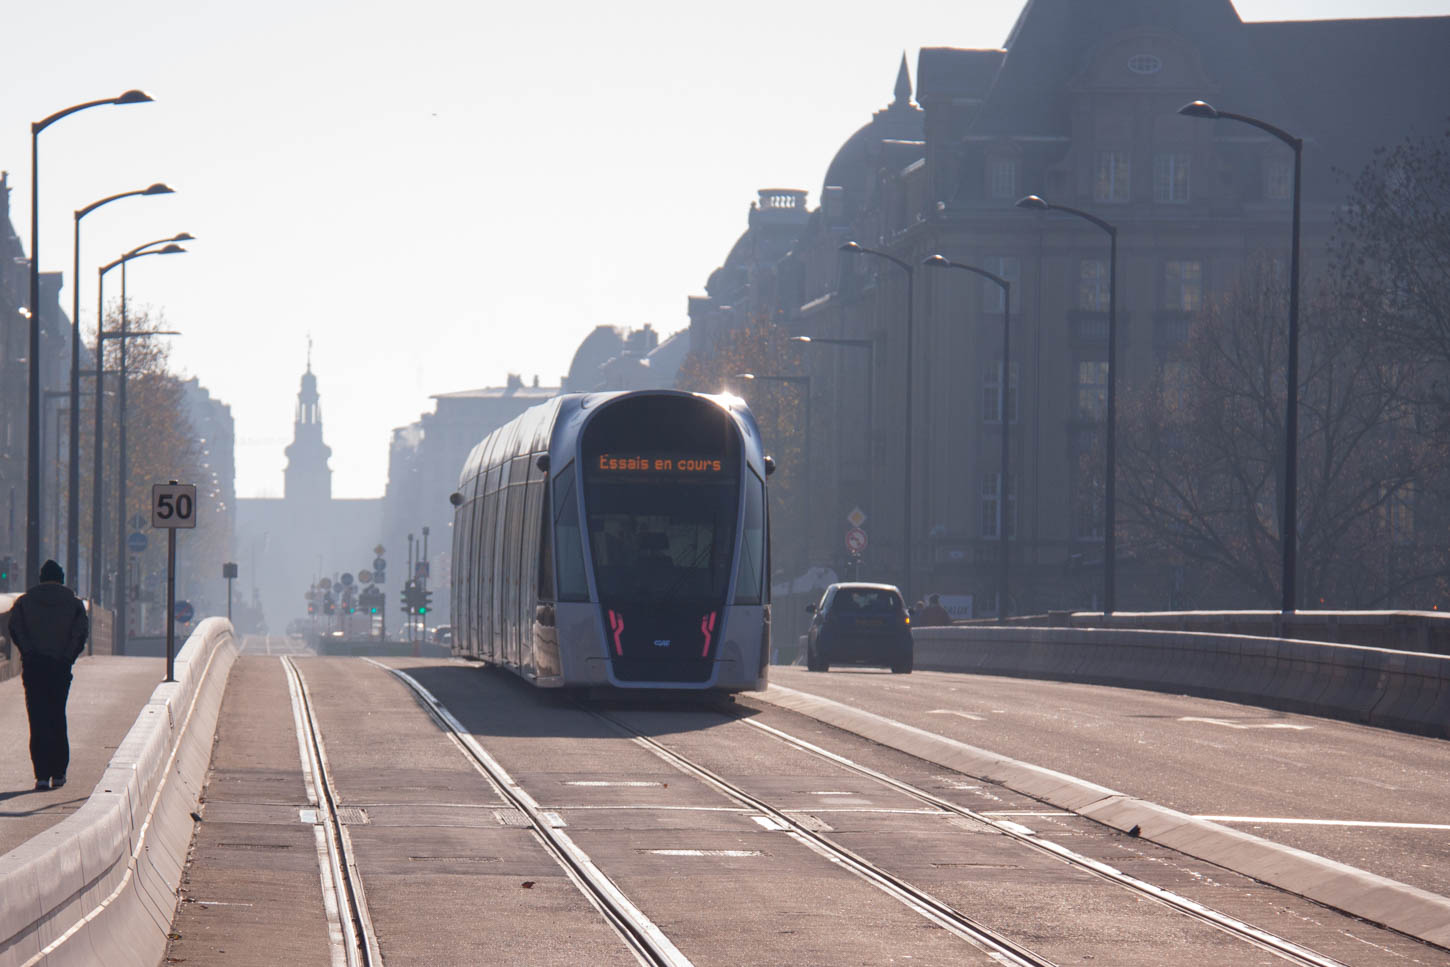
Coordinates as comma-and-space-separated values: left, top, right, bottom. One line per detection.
847, 507, 867, 529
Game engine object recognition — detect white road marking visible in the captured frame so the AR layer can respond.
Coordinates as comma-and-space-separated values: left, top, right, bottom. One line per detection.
929, 709, 985, 721
1198, 817, 1450, 830
982, 811, 1074, 817
996, 820, 1036, 836
565, 780, 664, 787
1179, 716, 1312, 730
752, 815, 788, 831
647, 849, 763, 857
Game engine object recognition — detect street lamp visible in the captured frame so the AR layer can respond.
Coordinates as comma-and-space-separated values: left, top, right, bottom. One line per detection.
923, 254, 1014, 619
69, 183, 174, 587
26, 89, 153, 586
1179, 99, 1303, 613
735, 373, 813, 564
91, 239, 187, 634
1016, 194, 1118, 615
840, 240, 916, 598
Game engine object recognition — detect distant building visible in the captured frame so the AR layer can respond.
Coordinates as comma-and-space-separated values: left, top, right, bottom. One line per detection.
382, 373, 559, 625
684, 2, 1450, 613
0, 171, 80, 584
237, 358, 380, 632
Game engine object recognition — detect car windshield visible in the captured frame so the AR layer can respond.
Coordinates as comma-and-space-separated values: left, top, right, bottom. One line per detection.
832, 589, 901, 614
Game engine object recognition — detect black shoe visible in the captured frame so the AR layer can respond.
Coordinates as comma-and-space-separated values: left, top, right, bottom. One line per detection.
34, 779, 50, 791
50, 775, 66, 789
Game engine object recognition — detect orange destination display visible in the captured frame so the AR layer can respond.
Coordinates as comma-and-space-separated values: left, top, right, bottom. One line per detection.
595, 453, 725, 474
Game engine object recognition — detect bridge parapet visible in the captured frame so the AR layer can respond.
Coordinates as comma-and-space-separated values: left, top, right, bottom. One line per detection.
913, 623, 1450, 738
970, 609, 1450, 656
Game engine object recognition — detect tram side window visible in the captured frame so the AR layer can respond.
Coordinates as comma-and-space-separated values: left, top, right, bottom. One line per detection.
553, 461, 590, 601
733, 469, 766, 605
537, 480, 554, 601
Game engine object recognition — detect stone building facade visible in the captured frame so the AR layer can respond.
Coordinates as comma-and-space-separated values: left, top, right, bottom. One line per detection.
685, 1, 1450, 614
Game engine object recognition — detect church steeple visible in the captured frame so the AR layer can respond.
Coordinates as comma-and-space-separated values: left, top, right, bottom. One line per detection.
283, 347, 332, 504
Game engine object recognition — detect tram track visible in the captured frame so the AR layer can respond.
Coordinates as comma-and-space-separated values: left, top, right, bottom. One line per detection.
281, 655, 383, 967
588, 701, 1354, 967
364, 658, 696, 967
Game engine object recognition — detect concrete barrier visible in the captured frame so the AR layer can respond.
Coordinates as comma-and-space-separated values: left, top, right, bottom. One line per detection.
912, 624, 1450, 738
0, 617, 238, 967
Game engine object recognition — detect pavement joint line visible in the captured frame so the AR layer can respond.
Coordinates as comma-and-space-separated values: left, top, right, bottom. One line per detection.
756, 682, 1450, 950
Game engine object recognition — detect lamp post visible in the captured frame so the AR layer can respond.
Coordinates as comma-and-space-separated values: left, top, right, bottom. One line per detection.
1180, 100, 1303, 613
840, 241, 916, 598
69, 183, 173, 588
26, 90, 153, 586
94, 238, 187, 641
1016, 194, 1118, 615
736, 372, 812, 564
923, 254, 1014, 619
791, 335, 875, 574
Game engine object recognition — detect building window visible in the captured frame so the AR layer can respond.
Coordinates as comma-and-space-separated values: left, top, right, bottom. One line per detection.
1079, 259, 1109, 311
1077, 361, 1108, 421
1264, 157, 1292, 201
981, 472, 1017, 540
1163, 260, 1203, 312
983, 361, 1020, 424
1154, 152, 1190, 203
987, 156, 1018, 199
980, 256, 1020, 312
1385, 483, 1415, 545
1094, 151, 1131, 203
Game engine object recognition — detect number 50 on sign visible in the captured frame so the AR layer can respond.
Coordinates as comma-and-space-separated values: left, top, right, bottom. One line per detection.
152, 483, 198, 529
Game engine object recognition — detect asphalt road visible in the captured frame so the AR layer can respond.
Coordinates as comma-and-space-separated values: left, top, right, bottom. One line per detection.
767, 665, 1450, 897
163, 656, 1450, 965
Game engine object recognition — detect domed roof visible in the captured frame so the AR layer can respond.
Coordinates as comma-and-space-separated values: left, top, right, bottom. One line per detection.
821, 55, 925, 203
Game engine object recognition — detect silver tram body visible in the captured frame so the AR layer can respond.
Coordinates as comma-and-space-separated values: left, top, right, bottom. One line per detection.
449, 390, 771, 691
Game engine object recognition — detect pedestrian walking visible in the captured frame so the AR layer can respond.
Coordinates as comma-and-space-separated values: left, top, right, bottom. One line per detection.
7, 560, 88, 791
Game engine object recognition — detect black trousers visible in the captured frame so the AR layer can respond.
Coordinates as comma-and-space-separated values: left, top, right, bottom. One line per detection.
21, 656, 74, 782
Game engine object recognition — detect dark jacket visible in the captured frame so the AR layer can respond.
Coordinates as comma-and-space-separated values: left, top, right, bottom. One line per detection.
8, 582, 88, 663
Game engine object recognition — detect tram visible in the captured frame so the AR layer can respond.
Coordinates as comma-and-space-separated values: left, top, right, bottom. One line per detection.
448, 390, 773, 691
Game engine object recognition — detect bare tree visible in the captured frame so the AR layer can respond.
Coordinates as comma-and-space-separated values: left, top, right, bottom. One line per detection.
1119, 261, 1447, 608
1333, 123, 1450, 408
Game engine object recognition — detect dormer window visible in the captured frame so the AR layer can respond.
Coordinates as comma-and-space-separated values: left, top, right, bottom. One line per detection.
1128, 54, 1162, 75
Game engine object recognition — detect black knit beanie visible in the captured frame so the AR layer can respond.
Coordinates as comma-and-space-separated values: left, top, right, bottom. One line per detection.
39, 560, 64, 584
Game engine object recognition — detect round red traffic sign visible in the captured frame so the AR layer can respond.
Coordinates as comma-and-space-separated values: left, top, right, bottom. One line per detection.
845, 527, 868, 553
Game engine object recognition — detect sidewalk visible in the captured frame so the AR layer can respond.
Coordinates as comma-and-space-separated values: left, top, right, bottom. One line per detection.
0, 656, 167, 857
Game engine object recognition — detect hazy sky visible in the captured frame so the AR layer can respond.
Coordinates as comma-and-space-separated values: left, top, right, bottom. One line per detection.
4, 0, 1446, 499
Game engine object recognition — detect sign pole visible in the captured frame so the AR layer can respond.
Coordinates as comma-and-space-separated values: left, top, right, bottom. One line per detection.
152, 480, 197, 684
165, 526, 176, 683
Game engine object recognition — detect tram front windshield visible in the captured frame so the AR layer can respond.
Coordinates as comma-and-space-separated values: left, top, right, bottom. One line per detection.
581, 396, 742, 605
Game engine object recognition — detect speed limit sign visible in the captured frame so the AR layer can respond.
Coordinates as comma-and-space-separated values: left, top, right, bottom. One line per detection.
152, 483, 198, 529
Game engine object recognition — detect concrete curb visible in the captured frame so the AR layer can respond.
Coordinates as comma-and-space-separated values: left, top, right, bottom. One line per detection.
757, 682, 1450, 949
911, 625, 1450, 738
0, 618, 239, 967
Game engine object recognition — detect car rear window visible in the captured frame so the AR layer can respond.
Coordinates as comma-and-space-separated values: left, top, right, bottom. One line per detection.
834, 590, 901, 614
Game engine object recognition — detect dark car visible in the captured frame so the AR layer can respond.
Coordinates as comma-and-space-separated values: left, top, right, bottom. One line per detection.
805, 583, 912, 673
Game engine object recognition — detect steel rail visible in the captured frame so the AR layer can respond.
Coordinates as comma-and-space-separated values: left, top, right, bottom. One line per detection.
587, 706, 1057, 967
363, 659, 694, 967
282, 657, 382, 967
725, 705, 1350, 967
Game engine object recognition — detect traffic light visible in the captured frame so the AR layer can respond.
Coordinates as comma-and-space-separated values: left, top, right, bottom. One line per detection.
419, 588, 433, 615
308, 602, 316, 615
401, 580, 417, 615
0, 556, 12, 591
